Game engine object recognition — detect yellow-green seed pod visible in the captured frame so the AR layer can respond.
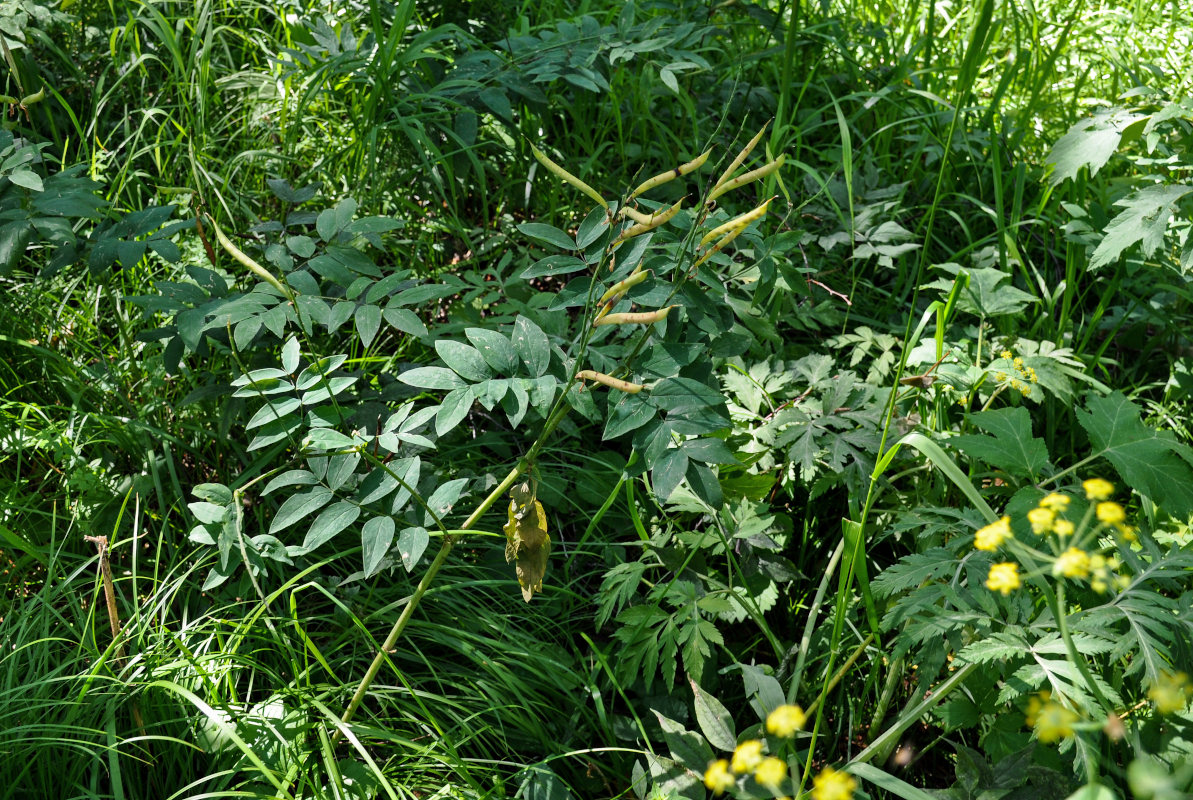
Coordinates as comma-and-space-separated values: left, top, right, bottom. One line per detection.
594, 306, 674, 327
612, 197, 684, 244
598, 267, 650, 305
706, 155, 785, 205
19, 87, 44, 106
0, 95, 17, 105
712, 121, 770, 195
209, 216, 290, 296
691, 226, 746, 269
530, 143, 609, 211
698, 197, 774, 248
628, 149, 712, 199
575, 370, 644, 393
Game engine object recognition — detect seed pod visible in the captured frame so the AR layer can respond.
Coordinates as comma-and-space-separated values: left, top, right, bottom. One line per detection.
575, 370, 644, 393
0, 95, 17, 105
593, 306, 674, 327
691, 225, 746, 269
628, 149, 712, 199
19, 88, 44, 106
597, 267, 650, 305
208, 216, 290, 296
706, 155, 785, 205
698, 197, 774, 248
530, 143, 609, 211
612, 197, 683, 244
712, 121, 770, 196
504, 481, 550, 602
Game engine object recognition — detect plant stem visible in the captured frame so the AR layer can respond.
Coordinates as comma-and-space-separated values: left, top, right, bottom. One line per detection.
332, 401, 573, 744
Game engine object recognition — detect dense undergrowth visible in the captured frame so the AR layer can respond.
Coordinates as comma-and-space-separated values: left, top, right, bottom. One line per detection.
1, 1, 1192, 798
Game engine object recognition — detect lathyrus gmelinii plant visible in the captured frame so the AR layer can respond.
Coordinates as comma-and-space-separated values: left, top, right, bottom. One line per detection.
193, 122, 790, 751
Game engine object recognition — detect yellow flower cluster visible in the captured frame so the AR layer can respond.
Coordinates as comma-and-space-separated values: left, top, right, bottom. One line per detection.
993, 349, 1039, 396
1025, 692, 1078, 743
985, 562, 1020, 595
766, 704, 807, 737
811, 766, 857, 800
974, 516, 1011, 551
1149, 671, 1193, 714
705, 739, 788, 795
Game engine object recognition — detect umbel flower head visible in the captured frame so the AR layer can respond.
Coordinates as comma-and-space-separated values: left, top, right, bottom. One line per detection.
811, 766, 857, 800
766, 704, 807, 737
974, 517, 1011, 551
985, 562, 1021, 595
1025, 692, 1078, 743
703, 759, 734, 794
730, 739, 764, 773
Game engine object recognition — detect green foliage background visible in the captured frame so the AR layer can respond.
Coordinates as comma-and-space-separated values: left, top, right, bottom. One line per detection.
1, 0, 1192, 798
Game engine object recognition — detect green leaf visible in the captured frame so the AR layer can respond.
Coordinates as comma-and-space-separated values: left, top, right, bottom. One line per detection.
325, 451, 360, 491
436, 386, 475, 436
262, 469, 318, 496
512, 316, 550, 377
649, 377, 728, 418
270, 487, 334, 534
301, 501, 361, 553
383, 306, 428, 337
652, 448, 689, 502
653, 711, 713, 772
397, 526, 429, 570
8, 168, 43, 192
355, 303, 382, 348
690, 679, 736, 751
399, 366, 467, 390
603, 393, 657, 439
188, 501, 227, 525
281, 336, 301, 373
518, 222, 578, 251
1089, 184, 1192, 269
520, 254, 588, 279
423, 478, 470, 526
951, 407, 1051, 479
193, 483, 233, 504
465, 327, 518, 374
1046, 108, 1147, 185
685, 462, 723, 508
361, 515, 395, 577
435, 340, 491, 381
848, 764, 936, 800
1077, 392, 1193, 517
246, 397, 301, 430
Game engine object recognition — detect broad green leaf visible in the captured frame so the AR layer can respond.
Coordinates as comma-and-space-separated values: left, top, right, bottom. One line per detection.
682, 437, 739, 465
361, 515, 395, 578
302, 428, 358, 450
397, 526, 429, 570
383, 306, 428, 337
262, 469, 318, 496
248, 413, 302, 451
423, 477, 470, 526
685, 461, 723, 508
301, 501, 361, 553
326, 451, 360, 491
1076, 392, 1193, 516
576, 205, 610, 248
193, 483, 233, 504
281, 336, 300, 373
652, 448, 689, 502
189, 501, 227, 525
436, 386, 475, 436
435, 340, 491, 382
652, 711, 713, 772
271, 486, 334, 534
512, 316, 550, 377
690, 679, 736, 751
399, 366, 467, 390
517, 222, 577, 250
295, 355, 349, 390
1089, 184, 1192, 269
391, 457, 421, 514
391, 282, 461, 306
9, 168, 43, 192
246, 397, 301, 429
520, 255, 588, 279
355, 303, 382, 348
1046, 109, 1147, 185
649, 377, 728, 419
950, 407, 1050, 479
357, 467, 399, 505
603, 394, 657, 439
465, 327, 517, 374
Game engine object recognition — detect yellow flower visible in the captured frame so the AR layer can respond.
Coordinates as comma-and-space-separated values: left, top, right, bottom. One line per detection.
986, 562, 1020, 595
704, 759, 735, 794
999, 350, 1013, 359
811, 766, 857, 800
1053, 547, 1090, 579
1083, 478, 1114, 501
1052, 518, 1075, 537
1026, 692, 1078, 743
731, 739, 764, 773
1115, 522, 1137, 542
766, 704, 807, 737
1096, 502, 1125, 525
1027, 507, 1055, 534
1149, 671, 1193, 714
974, 516, 1011, 551
754, 757, 787, 790
1040, 493, 1071, 512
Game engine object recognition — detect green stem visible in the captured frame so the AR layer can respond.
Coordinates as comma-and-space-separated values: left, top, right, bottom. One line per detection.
331, 401, 573, 744
1048, 582, 1106, 784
